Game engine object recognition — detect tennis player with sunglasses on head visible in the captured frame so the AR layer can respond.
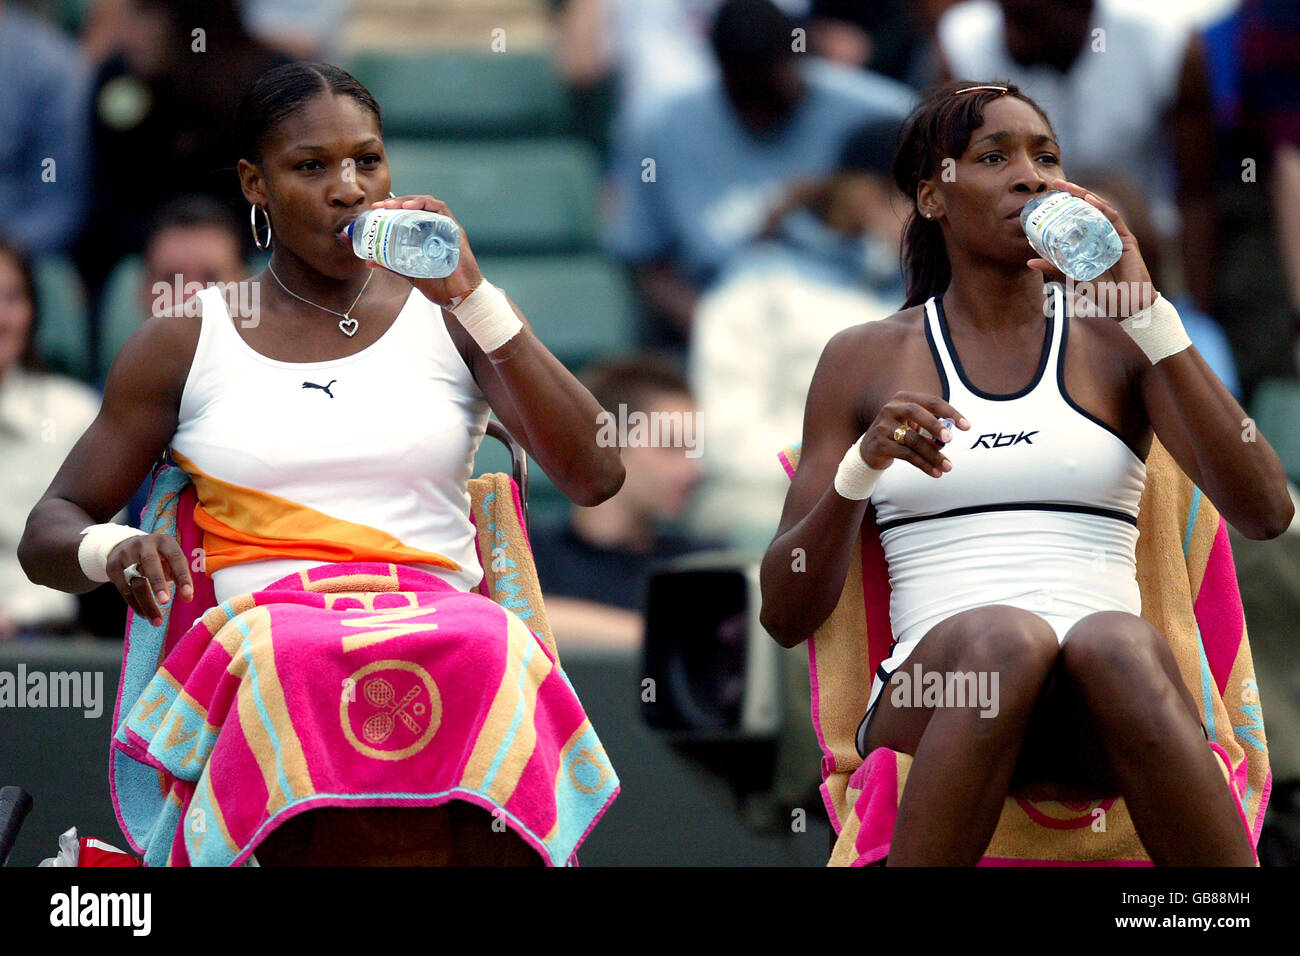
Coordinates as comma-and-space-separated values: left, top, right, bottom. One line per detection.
760, 81, 1292, 866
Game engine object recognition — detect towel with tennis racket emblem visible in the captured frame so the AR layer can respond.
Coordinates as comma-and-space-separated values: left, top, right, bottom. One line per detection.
110, 463, 619, 866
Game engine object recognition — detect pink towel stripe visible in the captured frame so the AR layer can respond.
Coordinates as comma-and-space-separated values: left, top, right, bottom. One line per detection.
1193, 517, 1245, 694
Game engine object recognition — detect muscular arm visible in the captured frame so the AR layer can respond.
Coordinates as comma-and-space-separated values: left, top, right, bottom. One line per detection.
445, 296, 625, 507
372, 195, 625, 508
761, 315, 965, 647
759, 326, 877, 648
1137, 327, 1293, 539
18, 315, 189, 592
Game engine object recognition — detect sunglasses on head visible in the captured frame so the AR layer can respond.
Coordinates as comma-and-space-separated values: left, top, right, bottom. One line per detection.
952, 85, 1009, 96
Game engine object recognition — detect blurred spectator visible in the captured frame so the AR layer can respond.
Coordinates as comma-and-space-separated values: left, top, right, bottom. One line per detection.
1199, 0, 1300, 397
73, 0, 287, 309
554, 0, 811, 157
235, 0, 353, 60
689, 121, 905, 548
531, 355, 712, 650
137, 194, 246, 327
0, 0, 92, 255
808, 0, 956, 88
1234, 1, 1300, 375
0, 239, 107, 639
600, 0, 913, 348
85, 0, 350, 64
1087, 173, 1242, 399
936, 0, 1219, 314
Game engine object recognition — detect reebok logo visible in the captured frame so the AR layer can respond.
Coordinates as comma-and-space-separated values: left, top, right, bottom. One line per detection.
971, 431, 1038, 449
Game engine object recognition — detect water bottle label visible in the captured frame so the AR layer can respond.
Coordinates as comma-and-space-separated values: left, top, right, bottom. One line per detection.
356, 212, 395, 268
1023, 192, 1078, 254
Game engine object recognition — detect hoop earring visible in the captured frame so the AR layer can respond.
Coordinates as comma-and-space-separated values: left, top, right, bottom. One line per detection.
250, 204, 272, 251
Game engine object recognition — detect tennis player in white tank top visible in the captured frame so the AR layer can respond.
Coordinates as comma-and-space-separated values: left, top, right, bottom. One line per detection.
760, 83, 1292, 865
862, 283, 1147, 733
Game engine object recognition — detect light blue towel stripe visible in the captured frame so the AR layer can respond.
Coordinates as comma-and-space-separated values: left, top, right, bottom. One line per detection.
235, 615, 294, 806
1182, 487, 1202, 558
480, 634, 536, 794
1180, 487, 1215, 733
1195, 625, 1216, 739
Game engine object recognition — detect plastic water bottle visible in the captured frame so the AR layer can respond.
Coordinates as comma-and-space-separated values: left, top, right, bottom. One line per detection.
348, 209, 461, 278
1020, 191, 1123, 281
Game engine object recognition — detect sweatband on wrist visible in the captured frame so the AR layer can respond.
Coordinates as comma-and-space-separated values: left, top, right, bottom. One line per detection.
834, 435, 887, 501
450, 279, 523, 353
1119, 293, 1191, 365
78, 523, 146, 583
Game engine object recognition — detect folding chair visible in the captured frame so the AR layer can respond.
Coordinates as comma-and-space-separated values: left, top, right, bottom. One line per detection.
779, 435, 1272, 865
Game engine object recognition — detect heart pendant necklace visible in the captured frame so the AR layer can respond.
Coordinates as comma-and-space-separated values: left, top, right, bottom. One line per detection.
267, 263, 374, 337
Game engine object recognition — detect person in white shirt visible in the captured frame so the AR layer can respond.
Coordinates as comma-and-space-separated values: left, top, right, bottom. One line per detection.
0, 240, 105, 638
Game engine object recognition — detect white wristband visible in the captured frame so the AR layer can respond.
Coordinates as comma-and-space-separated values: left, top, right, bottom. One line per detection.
834, 435, 887, 501
450, 279, 523, 353
78, 523, 146, 583
1119, 293, 1192, 365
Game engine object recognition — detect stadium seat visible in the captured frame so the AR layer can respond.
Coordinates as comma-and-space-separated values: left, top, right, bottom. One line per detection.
1250, 378, 1300, 484
384, 138, 600, 253
31, 256, 93, 381
346, 50, 573, 138
478, 253, 637, 369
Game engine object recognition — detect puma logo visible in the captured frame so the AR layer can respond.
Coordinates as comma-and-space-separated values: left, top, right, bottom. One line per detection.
302, 379, 337, 398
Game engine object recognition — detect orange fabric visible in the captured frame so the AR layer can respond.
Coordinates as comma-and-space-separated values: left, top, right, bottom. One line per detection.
168, 448, 460, 574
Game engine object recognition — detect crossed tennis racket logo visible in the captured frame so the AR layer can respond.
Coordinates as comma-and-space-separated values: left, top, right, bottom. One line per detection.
340, 661, 442, 761
360, 676, 428, 744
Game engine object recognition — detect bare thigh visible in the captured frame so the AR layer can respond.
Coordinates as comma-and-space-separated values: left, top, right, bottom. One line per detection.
859, 604, 1059, 758
1012, 609, 1208, 794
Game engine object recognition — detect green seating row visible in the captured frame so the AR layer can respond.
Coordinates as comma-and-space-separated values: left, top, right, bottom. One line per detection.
345, 50, 574, 139
384, 137, 601, 252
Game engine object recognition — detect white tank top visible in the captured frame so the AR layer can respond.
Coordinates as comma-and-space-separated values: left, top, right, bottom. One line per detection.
170, 285, 490, 604
867, 288, 1147, 698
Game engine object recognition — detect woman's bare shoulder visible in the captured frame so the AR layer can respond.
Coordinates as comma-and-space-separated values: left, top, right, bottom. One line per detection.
821, 304, 928, 361
109, 295, 206, 410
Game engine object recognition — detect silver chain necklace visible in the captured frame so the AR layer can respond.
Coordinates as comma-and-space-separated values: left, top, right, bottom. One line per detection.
266, 262, 374, 337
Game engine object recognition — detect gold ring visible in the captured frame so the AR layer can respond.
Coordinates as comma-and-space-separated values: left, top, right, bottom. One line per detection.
893, 425, 910, 443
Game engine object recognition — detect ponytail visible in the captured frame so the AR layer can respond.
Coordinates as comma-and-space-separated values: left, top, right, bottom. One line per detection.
900, 214, 951, 310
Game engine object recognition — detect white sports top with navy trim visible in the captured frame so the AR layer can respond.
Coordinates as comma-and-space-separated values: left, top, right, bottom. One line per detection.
170, 285, 491, 605
863, 286, 1147, 716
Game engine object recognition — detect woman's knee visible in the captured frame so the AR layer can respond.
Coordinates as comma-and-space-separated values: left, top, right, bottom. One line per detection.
942, 605, 1059, 679
1059, 612, 1200, 727
1059, 611, 1171, 684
